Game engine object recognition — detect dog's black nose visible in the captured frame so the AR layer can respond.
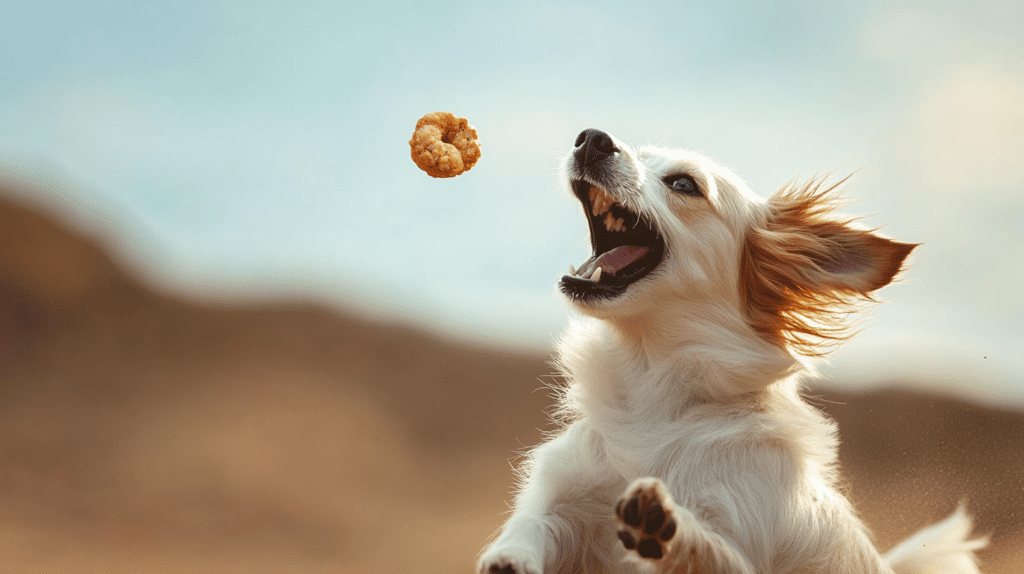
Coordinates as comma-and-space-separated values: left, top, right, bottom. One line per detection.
574, 129, 616, 167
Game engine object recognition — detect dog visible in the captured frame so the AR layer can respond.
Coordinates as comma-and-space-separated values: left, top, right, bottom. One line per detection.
477, 129, 987, 574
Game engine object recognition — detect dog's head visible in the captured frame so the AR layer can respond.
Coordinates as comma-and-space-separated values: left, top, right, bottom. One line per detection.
560, 129, 916, 357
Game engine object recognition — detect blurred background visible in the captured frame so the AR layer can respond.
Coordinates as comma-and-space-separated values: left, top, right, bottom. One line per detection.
1, 1, 1021, 572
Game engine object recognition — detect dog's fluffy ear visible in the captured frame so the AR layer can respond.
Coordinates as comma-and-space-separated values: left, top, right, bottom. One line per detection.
741, 177, 917, 355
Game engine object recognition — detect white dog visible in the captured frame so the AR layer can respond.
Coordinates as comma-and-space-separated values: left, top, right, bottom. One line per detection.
477, 130, 987, 574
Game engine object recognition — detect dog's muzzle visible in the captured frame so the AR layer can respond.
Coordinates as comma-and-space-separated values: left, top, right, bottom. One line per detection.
560, 129, 665, 302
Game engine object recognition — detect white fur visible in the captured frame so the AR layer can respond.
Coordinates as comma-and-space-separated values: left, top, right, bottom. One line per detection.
477, 135, 986, 573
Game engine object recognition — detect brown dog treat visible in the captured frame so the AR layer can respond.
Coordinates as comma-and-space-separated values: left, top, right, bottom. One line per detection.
409, 112, 481, 178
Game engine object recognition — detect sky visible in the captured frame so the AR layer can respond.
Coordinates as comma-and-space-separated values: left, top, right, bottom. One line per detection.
1, 1, 1022, 409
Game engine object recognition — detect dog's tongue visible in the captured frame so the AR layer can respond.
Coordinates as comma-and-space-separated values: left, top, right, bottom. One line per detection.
595, 245, 650, 275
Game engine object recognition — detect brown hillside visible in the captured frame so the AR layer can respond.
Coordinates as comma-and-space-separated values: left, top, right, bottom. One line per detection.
1, 185, 1021, 572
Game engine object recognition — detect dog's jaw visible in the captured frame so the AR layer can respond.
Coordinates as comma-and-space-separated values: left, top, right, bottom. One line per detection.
559, 179, 666, 303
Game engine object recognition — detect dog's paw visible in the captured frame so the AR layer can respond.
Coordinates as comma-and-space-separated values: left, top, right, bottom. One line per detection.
615, 478, 677, 560
478, 549, 542, 574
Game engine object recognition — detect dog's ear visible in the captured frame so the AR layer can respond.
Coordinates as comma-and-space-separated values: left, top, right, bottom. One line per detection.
740, 177, 917, 355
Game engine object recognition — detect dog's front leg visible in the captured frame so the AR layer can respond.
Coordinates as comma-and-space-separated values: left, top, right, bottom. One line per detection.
478, 421, 611, 574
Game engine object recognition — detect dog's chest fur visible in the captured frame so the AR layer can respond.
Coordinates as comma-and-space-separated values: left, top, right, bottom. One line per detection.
556, 321, 838, 501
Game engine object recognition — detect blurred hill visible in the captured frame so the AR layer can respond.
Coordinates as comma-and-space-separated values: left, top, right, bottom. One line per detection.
1, 185, 1021, 573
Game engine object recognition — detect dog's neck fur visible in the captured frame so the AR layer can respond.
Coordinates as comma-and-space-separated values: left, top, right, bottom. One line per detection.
556, 294, 805, 419
555, 312, 841, 484
582, 295, 802, 401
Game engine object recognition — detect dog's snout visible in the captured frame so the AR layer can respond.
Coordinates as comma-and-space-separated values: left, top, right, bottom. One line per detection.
574, 129, 617, 167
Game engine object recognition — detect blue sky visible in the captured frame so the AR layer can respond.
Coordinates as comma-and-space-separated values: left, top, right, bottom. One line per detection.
2, 1, 1023, 408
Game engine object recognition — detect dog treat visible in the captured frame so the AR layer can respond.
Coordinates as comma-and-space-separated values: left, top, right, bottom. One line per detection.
409, 112, 481, 178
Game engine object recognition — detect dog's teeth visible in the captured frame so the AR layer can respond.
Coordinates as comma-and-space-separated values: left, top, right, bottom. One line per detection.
589, 185, 616, 216
590, 267, 602, 282
568, 264, 576, 276
605, 212, 615, 231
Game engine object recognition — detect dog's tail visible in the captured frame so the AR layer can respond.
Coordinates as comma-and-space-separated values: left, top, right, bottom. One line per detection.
883, 504, 988, 574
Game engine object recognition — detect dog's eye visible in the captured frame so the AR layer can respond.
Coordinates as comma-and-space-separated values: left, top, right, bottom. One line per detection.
665, 174, 701, 197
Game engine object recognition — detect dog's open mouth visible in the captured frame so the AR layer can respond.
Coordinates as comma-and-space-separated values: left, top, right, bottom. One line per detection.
559, 180, 665, 300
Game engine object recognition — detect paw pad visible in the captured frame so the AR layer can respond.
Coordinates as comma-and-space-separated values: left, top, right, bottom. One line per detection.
615, 482, 677, 560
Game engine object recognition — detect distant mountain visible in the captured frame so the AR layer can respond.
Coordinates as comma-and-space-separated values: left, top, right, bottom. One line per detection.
1, 186, 1021, 572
